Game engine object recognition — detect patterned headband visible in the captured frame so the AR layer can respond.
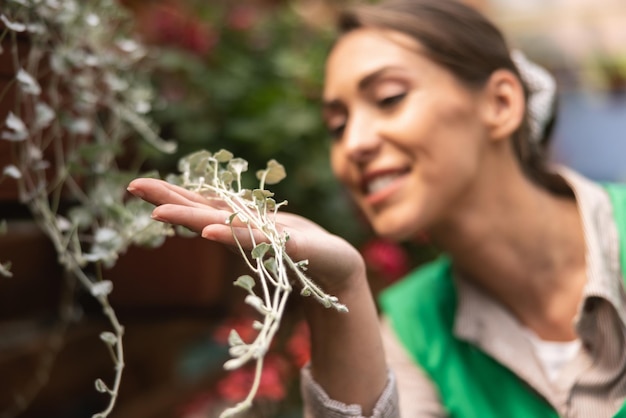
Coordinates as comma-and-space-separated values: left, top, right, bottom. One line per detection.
511, 50, 557, 145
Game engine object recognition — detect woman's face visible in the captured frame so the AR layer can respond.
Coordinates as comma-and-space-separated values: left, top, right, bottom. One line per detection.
324, 28, 491, 240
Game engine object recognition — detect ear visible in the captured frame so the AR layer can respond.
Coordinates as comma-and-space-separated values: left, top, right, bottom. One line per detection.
479, 69, 525, 142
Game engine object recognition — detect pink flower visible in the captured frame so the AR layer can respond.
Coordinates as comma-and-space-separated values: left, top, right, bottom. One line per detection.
361, 239, 410, 284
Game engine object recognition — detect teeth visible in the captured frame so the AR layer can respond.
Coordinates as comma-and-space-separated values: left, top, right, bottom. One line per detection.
367, 174, 401, 194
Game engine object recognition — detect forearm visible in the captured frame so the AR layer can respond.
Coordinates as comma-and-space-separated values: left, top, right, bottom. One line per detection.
303, 273, 388, 415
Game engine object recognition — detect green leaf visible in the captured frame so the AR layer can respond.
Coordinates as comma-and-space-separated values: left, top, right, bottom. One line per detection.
229, 344, 248, 357
220, 170, 234, 186
266, 198, 277, 211
252, 189, 274, 200
228, 329, 245, 347
240, 189, 253, 201
34, 102, 55, 129
178, 150, 212, 175
263, 257, 278, 276
223, 356, 247, 371
90, 280, 113, 298
1, 15, 27, 32
225, 213, 238, 226
68, 206, 94, 230
245, 294, 270, 315
94, 379, 109, 393
99, 332, 118, 346
251, 243, 272, 259
234, 275, 255, 292
295, 259, 309, 271
0, 261, 13, 278
227, 158, 248, 175
3, 165, 21, 179
17, 68, 41, 96
256, 159, 286, 185
214, 149, 234, 162
2, 112, 28, 141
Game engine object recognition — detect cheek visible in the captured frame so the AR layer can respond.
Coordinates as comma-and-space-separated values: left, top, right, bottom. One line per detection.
427, 100, 485, 167
329, 145, 348, 183
407, 99, 486, 201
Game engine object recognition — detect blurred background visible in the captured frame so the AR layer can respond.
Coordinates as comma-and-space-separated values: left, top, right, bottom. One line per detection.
0, 0, 624, 417
485, 0, 626, 182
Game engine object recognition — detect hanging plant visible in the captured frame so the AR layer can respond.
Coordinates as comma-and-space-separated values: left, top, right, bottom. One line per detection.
0, 0, 175, 416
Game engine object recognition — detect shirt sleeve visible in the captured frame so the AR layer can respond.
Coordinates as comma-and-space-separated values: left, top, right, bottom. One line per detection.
380, 317, 447, 417
300, 365, 399, 418
299, 317, 446, 418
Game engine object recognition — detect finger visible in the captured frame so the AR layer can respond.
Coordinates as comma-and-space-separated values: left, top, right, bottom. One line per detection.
128, 178, 193, 206
152, 204, 232, 233
202, 224, 274, 252
153, 180, 228, 207
129, 178, 230, 210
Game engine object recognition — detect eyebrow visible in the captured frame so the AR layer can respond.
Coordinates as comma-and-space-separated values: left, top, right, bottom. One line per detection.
323, 65, 405, 110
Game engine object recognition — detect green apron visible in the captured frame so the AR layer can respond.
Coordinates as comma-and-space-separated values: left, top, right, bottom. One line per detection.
379, 183, 626, 417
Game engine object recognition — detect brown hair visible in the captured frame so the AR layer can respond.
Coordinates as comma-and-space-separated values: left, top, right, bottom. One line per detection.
336, 0, 565, 193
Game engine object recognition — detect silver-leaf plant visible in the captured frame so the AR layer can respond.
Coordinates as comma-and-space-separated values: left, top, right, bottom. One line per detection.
1, 0, 175, 417
169, 150, 347, 417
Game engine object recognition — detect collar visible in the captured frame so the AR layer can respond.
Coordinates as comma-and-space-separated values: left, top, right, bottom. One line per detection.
453, 167, 626, 342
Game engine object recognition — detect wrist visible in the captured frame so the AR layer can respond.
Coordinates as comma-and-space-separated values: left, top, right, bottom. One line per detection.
300, 262, 368, 314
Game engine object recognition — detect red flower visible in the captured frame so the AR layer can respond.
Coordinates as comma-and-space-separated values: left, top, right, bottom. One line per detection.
361, 238, 410, 284
217, 355, 288, 402
226, 5, 259, 31
136, 3, 218, 56
286, 320, 310, 368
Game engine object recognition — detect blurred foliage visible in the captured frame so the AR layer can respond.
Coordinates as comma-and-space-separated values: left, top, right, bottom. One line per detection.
133, 1, 368, 244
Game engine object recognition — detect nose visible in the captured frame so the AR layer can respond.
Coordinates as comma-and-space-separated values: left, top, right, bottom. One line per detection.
343, 112, 381, 164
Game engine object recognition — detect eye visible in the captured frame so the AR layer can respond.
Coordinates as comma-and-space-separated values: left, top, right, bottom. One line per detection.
328, 123, 346, 140
378, 93, 406, 108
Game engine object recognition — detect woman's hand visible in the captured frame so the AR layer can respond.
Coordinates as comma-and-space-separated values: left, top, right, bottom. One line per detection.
126, 177, 366, 296
128, 177, 388, 413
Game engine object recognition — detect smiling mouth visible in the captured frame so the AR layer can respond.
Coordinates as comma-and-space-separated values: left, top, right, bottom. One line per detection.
364, 171, 408, 196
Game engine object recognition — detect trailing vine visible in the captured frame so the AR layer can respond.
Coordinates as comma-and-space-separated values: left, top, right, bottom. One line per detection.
1, 1, 174, 416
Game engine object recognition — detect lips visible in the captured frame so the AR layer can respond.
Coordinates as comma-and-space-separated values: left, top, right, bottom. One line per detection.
362, 168, 409, 197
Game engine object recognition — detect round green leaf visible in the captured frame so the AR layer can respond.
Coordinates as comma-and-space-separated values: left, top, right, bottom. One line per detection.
234, 275, 255, 292
214, 149, 234, 163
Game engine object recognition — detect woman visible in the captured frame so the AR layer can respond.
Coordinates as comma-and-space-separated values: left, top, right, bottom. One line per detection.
128, 0, 626, 416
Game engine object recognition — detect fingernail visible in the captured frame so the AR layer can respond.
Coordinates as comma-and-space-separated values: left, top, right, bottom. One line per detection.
151, 213, 164, 222
127, 186, 144, 198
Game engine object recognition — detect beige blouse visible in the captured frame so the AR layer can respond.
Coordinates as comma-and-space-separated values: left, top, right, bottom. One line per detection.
301, 168, 626, 418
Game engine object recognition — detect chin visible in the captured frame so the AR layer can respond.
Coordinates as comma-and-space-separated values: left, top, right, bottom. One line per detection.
372, 222, 417, 242
369, 208, 432, 242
